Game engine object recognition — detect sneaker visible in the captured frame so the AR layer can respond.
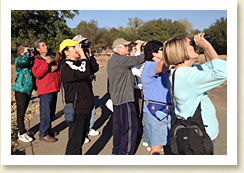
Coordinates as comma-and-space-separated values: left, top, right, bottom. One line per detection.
88, 129, 100, 136
84, 137, 90, 144
147, 147, 164, 152
142, 142, 148, 147
18, 132, 33, 142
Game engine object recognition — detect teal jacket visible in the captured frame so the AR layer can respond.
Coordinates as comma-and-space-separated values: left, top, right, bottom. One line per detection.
12, 52, 34, 95
169, 59, 227, 140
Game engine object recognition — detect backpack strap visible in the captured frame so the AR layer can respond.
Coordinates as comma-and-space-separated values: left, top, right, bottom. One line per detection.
60, 65, 78, 109
170, 69, 177, 125
170, 69, 203, 126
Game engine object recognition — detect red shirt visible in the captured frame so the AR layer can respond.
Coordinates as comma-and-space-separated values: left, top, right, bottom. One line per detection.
32, 55, 60, 96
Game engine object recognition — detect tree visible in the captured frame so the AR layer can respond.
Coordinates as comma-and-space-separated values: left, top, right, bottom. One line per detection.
75, 20, 109, 51
178, 18, 193, 34
137, 18, 187, 42
11, 10, 78, 63
187, 29, 202, 38
124, 17, 144, 41
203, 17, 227, 55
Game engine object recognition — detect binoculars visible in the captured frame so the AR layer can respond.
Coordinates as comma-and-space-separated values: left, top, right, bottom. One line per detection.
27, 48, 35, 52
190, 34, 210, 46
81, 42, 91, 48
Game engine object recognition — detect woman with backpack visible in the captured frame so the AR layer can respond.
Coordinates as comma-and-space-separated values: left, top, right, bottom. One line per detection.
163, 33, 227, 154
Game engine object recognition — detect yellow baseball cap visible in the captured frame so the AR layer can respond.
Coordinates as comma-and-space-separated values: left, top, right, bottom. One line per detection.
59, 39, 80, 53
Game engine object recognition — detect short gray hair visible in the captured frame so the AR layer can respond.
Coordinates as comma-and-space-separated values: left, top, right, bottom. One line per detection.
34, 39, 46, 48
112, 44, 123, 52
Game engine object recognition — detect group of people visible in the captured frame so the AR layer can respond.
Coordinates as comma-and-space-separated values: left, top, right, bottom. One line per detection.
107, 33, 226, 155
13, 32, 226, 155
13, 35, 100, 155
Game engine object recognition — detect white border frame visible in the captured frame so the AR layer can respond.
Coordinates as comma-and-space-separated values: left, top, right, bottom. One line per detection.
1, 0, 237, 165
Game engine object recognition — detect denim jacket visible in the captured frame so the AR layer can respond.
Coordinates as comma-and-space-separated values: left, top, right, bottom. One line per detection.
12, 52, 34, 95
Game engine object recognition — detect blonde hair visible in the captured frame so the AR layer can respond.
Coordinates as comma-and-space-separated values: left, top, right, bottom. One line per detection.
17, 44, 30, 57
162, 35, 190, 66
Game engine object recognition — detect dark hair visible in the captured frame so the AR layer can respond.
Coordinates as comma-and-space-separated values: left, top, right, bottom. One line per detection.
144, 40, 163, 61
128, 42, 137, 53
61, 46, 69, 60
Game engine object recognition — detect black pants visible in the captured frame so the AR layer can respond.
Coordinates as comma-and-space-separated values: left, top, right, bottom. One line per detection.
134, 88, 144, 117
65, 114, 89, 155
15, 91, 31, 135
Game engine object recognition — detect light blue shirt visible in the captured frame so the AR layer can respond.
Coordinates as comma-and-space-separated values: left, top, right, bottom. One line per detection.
169, 59, 227, 140
142, 61, 172, 115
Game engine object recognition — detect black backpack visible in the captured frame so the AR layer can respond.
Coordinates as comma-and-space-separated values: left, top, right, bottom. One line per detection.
169, 69, 213, 155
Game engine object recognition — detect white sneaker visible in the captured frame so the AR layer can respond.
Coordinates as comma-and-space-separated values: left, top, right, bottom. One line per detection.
88, 129, 100, 136
147, 147, 164, 152
84, 137, 90, 144
142, 142, 148, 147
18, 132, 33, 142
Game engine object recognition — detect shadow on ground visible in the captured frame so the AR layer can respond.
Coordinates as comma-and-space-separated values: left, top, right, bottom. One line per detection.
85, 93, 113, 155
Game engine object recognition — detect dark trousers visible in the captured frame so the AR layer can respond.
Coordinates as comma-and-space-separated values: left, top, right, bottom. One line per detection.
65, 114, 89, 155
134, 88, 144, 117
15, 91, 31, 135
39, 92, 57, 137
112, 102, 138, 155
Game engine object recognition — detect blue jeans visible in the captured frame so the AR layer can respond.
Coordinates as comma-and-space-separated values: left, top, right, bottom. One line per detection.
143, 111, 171, 146
39, 92, 57, 137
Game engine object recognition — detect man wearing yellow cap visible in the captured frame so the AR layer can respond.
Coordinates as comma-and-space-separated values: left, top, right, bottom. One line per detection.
107, 38, 146, 155
59, 39, 98, 155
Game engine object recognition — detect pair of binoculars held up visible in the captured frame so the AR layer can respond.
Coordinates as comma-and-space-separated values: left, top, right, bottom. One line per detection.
190, 34, 211, 46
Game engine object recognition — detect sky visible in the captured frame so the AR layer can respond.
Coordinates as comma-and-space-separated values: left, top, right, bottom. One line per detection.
66, 10, 227, 31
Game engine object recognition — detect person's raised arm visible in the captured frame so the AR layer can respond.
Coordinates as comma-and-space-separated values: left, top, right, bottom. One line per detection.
194, 33, 219, 61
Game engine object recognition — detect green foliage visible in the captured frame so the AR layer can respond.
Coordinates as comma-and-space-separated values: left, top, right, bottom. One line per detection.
178, 18, 193, 34
74, 20, 106, 51
74, 17, 227, 54
124, 17, 144, 41
12, 12, 227, 63
102, 28, 126, 50
75, 20, 129, 51
11, 10, 78, 63
203, 17, 227, 55
137, 19, 188, 42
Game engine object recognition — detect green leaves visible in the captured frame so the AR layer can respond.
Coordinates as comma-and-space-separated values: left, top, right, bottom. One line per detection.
137, 19, 187, 42
203, 17, 227, 54
11, 11, 227, 63
11, 10, 78, 62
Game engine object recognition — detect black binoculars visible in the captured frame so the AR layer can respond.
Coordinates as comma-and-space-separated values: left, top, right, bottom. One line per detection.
81, 42, 91, 48
190, 34, 210, 46
27, 48, 35, 52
